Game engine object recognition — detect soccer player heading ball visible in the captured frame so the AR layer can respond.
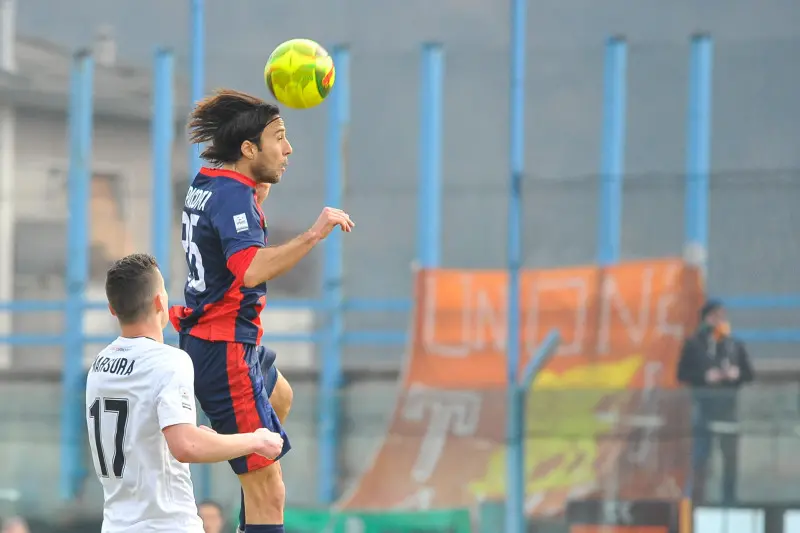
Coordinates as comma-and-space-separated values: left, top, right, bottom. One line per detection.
169, 89, 354, 533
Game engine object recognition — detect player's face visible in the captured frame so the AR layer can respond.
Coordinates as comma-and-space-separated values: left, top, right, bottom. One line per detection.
198, 504, 223, 533
252, 118, 292, 184
706, 307, 727, 328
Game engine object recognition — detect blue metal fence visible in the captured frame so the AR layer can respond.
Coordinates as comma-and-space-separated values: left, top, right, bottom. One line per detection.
318, 44, 349, 505
505, 0, 527, 530
61, 50, 94, 502
1, 2, 800, 530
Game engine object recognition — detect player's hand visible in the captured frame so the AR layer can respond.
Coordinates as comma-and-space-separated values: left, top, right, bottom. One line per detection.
705, 368, 722, 384
252, 428, 284, 459
310, 206, 354, 239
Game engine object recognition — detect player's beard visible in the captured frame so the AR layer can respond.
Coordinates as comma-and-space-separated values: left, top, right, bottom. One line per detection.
253, 162, 282, 184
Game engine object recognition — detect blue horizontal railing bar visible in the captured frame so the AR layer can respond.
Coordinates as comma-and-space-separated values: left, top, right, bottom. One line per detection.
0, 334, 65, 346
0, 331, 399, 346
0, 298, 414, 313
342, 330, 409, 345
80, 332, 327, 345
4, 294, 800, 314
264, 299, 327, 311
2, 330, 800, 347
344, 298, 412, 313
1, 295, 799, 349
0, 301, 67, 312
737, 329, 800, 343
720, 294, 800, 309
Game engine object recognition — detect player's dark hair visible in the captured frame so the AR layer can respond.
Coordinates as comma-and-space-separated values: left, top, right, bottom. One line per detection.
105, 253, 160, 325
188, 89, 281, 166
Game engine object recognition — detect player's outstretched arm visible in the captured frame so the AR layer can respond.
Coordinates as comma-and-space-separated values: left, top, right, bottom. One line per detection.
156, 353, 282, 463
162, 424, 283, 464
242, 206, 354, 287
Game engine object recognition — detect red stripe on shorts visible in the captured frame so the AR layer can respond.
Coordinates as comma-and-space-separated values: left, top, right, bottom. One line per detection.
225, 342, 274, 471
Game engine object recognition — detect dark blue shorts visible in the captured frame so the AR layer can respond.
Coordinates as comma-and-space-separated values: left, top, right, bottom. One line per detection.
179, 334, 291, 474
260, 347, 279, 397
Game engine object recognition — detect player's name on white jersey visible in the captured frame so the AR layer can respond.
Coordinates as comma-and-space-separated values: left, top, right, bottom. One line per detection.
184, 186, 213, 211
86, 337, 203, 533
91, 352, 136, 377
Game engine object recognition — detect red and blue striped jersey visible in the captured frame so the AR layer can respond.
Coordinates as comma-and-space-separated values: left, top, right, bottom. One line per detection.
169, 168, 268, 345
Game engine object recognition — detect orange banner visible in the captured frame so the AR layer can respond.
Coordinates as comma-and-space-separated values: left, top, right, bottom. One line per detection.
339, 259, 703, 516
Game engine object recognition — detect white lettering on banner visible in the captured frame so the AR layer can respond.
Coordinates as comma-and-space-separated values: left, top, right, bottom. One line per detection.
401, 387, 482, 484
474, 283, 507, 353
627, 361, 662, 465
597, 268, 653, 354
597, 266, 685, 354
421, 272, 509, 357
395, 487, 435, 511
655, 263, 686, 341
421, 273, 472, 358
525, 276, 589, 357
422, 267, 687, 360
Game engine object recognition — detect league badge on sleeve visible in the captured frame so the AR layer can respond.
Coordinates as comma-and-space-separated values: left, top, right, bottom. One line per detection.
233, 213, 249, 233
180, 386, 194, 411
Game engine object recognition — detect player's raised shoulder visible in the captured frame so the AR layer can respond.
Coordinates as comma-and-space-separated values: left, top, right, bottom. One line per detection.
153, 344, 195, 375
204, 178, 255, 217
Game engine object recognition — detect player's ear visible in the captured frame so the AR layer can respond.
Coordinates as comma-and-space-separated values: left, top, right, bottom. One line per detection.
154, 291, 167, 314
108, 303, 117, 317
241, 140, 257, 161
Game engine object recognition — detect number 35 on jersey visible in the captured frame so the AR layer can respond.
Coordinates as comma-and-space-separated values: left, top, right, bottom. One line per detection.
181, 211, 206, 292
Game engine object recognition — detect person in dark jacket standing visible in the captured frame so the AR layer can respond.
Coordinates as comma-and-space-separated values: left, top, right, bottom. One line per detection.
677, 299, 754, 505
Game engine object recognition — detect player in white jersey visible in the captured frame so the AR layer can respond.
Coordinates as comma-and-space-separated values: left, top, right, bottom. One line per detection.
86, 253, 284, 533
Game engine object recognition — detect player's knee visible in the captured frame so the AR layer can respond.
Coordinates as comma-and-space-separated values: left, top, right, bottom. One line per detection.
271, 372, 293, 422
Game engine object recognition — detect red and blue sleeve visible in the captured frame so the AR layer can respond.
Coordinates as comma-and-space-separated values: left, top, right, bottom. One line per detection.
209, 189, 264, 282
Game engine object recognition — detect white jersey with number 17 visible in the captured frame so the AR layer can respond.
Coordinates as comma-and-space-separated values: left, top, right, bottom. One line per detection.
85, 336, 203, 533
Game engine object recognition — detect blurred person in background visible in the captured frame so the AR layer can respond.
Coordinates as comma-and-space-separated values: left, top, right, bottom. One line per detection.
677, 299, 755, 505
0, 516, 29, 533
198, 500, 226, 533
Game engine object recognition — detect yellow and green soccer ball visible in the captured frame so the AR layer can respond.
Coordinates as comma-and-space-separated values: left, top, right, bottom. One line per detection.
265, 38, 335, 109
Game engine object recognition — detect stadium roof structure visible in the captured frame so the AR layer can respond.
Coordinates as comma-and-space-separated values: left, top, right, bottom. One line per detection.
0, 35, 190, 121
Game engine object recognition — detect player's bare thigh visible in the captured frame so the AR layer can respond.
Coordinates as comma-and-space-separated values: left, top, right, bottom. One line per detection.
270, 369, 293, 423
238, 462, 285, 524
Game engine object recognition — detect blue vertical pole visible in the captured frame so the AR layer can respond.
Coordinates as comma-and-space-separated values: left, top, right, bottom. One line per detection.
597, 36, 628, 265
506, 0, 526, 530
189, 0, 204, 182
417, 43, 444, 267
60, 50, 94, 501
152, 47, 174, 285
318, 45, 349, 505
684, 34, 713, 267
188, 0, 211, 498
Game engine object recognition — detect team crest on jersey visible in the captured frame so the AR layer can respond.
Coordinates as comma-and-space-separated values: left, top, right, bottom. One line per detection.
179, 386, 193, 411
233, 213, 249, 233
